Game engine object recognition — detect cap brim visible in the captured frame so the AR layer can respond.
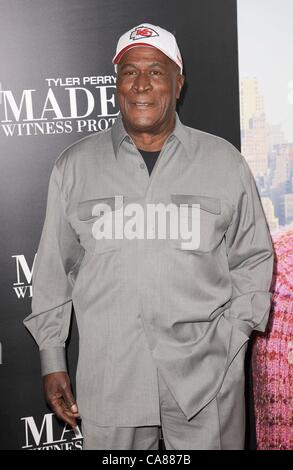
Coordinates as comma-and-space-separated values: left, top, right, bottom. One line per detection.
112, 43, 157, 64
113, 43, 182, 74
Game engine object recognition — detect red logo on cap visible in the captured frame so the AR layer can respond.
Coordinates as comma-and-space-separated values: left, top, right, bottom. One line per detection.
130, 26, 159, 41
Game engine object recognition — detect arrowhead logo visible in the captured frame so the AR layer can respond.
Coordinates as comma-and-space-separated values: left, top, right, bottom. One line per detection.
130, 26, 159, 41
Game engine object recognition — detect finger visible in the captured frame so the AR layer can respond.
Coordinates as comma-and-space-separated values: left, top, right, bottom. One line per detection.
61, 383, 80, 415
54, 407, 77, 429
51, 398, 78, 428
51, 392, 79, 416
65, 410, 80, 417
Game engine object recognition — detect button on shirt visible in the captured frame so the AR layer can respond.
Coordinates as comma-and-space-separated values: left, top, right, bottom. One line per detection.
24, 113, 274, 427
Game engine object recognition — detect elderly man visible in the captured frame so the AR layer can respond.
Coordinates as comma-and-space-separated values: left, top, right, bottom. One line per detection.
24, 23, 274, 450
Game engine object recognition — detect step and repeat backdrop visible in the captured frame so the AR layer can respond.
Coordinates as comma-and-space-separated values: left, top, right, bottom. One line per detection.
1, 0, 291, 450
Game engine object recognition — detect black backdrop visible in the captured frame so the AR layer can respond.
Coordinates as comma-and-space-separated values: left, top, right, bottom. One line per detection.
0, 0, 247, 450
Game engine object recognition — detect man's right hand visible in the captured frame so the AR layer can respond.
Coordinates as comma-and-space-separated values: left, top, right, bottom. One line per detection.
43, 371, 80, 429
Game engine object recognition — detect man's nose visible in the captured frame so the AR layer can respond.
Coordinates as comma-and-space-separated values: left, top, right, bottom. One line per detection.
131, 72, 152, 92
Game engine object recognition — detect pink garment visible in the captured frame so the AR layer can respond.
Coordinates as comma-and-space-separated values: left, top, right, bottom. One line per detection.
252, 228, 293, 450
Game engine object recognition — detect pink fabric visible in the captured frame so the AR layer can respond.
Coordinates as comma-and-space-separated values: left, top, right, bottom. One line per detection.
252, 228, 293, 450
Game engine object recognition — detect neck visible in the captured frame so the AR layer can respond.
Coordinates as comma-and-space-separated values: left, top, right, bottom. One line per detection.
123, 114, 176, 151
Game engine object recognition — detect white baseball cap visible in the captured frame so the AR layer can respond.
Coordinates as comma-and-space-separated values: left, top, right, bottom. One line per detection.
112, 23, 183, 74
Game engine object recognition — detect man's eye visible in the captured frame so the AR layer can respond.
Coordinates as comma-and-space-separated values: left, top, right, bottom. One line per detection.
124, 70, 136, 75
150, 70, 162, 75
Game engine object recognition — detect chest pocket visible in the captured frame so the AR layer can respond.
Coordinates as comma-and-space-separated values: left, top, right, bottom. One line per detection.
170, 194, 226, 253
77, 195, 123, 255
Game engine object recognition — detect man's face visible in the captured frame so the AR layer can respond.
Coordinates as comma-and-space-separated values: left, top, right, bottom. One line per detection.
116, 47, 184, 134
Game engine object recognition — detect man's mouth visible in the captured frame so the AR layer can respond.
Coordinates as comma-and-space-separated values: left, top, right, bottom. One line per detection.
132, 102, 153, 108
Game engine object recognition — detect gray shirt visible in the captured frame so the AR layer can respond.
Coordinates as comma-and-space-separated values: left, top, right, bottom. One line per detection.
24, 112, 274, 426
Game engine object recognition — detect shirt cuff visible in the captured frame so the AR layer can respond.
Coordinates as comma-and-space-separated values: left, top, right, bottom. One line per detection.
224, 316, 253, 338
228, 290, 272, 335
40, 347, 68, 376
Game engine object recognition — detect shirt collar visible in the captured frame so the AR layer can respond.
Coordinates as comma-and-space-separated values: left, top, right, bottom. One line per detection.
111, 111, 191, 160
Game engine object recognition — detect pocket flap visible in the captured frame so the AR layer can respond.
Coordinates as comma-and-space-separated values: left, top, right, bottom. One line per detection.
171, 194, 221, 215
78, 195, 124, 221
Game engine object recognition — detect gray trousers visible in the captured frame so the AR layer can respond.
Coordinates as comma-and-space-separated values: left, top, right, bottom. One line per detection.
81, 360, 246, 450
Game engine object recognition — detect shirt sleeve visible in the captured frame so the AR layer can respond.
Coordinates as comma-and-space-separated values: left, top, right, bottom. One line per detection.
224, 154, 274, 337
23, 162, 84, 376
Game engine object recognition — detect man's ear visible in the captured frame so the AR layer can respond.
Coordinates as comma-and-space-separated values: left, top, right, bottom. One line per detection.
176, 74, 185, 99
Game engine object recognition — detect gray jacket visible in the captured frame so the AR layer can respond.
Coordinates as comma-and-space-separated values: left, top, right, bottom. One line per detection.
24, 113, 274, 426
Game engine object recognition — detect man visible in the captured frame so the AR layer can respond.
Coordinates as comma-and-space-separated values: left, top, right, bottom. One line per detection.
24, 23, 274, 450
